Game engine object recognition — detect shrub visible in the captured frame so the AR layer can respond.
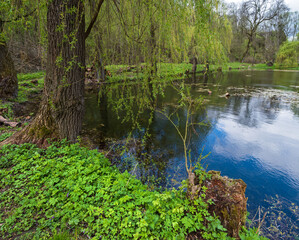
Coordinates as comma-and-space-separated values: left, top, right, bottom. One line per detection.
275, 41, 299, 68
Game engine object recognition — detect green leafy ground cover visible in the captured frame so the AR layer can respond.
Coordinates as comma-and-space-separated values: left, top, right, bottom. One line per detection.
13, 71, 45, 104
0, 141, 266, 240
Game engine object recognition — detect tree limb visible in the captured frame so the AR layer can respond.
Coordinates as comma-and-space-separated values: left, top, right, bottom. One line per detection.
85, 0, 104, 40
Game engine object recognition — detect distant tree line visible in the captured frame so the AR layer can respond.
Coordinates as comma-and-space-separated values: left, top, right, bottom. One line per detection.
226, 0, 299, 64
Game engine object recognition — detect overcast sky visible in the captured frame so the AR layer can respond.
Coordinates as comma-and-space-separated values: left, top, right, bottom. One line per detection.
225, 0, 299, 12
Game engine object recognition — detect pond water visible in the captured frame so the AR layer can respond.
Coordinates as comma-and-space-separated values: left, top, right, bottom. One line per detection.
83, 70, 299, 238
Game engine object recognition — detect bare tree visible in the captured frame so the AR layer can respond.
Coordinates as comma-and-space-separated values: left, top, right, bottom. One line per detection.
239, 0, 288, 62
290, 11, 299, 40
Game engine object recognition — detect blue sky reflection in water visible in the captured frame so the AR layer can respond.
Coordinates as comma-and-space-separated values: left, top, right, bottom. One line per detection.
203, 105, 299, 210
83, 70, 299, 236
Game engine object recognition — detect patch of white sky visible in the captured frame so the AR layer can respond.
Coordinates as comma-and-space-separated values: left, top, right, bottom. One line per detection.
224, 0, 299, 12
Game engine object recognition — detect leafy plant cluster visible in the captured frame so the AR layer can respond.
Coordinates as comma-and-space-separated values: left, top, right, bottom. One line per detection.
0, 131, 13, 142
0, 141, 267, 240
0, 141, 232, 240
276, 41, 299, 68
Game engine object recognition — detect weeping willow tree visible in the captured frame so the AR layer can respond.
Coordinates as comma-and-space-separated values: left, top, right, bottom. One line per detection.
188, 0, 232, 64
86, 0, 232, 70
93, 0, 233, 150
275, 40, 299, 68
93, 0, 232, 133
89, 1, 233, 184
85, 0, 179, 66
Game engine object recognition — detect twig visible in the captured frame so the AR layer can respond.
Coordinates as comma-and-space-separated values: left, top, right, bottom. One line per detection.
256, 211, 268, 235
126, 163, 139, 187
249, 206, 260, 228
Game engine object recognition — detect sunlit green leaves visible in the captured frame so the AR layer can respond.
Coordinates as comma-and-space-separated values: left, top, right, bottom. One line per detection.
0, 141, 217, 239
0, 141, 266, 239
276, 41, 299, 68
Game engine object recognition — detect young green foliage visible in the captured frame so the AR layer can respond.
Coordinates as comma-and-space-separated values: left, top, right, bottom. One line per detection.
0, 141, 231, 239
276, 41, 299, 68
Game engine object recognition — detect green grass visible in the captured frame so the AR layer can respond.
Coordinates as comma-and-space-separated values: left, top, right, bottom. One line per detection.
17, 71, 45, 82
0, 141, 266, 240
253, 63, 299, 70
106, 62, 202, 83
106, 62, 299, 80
105, 62, 299, 83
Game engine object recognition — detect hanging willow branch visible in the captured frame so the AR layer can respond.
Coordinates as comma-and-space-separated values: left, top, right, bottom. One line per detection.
111, 0, 153, 44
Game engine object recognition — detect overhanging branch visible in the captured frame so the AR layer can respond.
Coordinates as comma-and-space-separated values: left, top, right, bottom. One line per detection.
85, 0, 104, 40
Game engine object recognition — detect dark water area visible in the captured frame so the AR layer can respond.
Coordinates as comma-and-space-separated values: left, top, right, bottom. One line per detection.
83, 70, 299, 238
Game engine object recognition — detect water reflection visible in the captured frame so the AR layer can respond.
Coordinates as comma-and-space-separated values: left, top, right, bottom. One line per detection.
83, 70, 299, 237
205, 110, 299, 204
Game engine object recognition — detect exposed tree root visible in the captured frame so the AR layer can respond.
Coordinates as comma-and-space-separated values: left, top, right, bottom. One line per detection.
0, 104, 58, 148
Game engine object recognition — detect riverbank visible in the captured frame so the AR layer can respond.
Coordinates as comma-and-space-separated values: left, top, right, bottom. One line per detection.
103, 62, 299, 83
0, 141, 267, 239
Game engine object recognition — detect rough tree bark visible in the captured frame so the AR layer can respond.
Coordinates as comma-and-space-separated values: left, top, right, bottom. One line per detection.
0, 42, 18, 99
1, 0, 85, 146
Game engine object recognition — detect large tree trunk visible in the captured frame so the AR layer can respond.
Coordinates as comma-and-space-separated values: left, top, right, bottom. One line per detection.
0, 43, 18, 99
1, 0, 85, 146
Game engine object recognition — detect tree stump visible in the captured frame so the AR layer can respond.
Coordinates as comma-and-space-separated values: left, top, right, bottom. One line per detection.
188, 171, 247, 239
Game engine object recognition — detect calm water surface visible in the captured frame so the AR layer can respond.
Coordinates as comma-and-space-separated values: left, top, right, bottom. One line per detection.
83, 70, 299, 237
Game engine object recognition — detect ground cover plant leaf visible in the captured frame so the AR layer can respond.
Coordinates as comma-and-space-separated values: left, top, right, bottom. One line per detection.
0, 141, 233, 239
0, 141, 267, 239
